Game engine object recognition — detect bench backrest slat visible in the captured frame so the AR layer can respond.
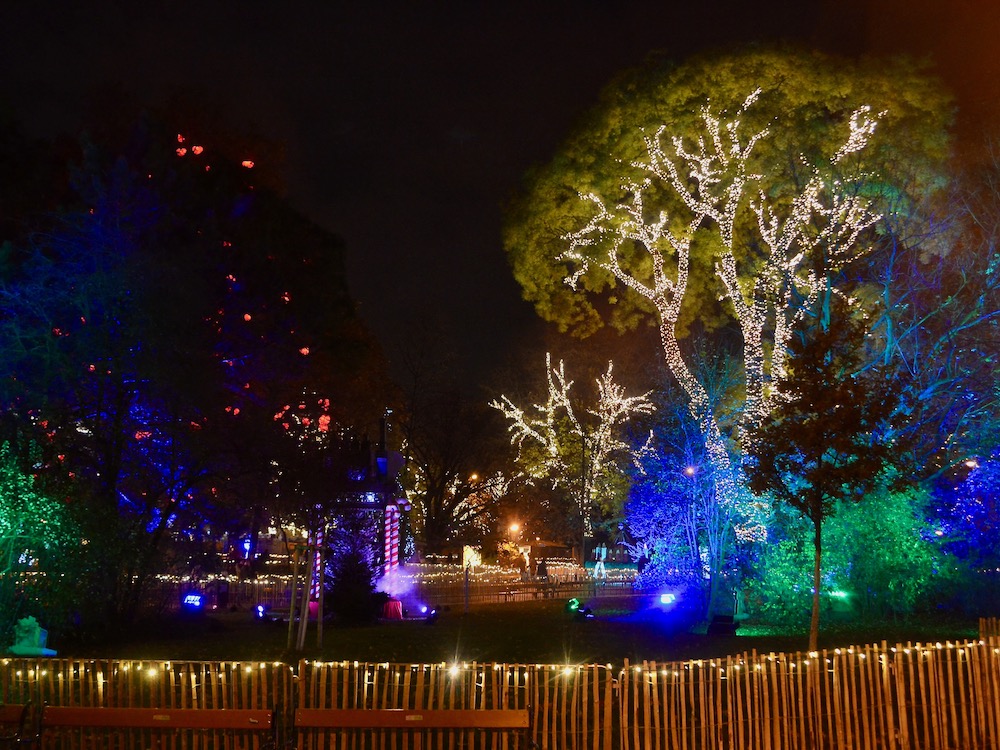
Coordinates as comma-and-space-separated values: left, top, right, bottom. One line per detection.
0, 704, 27, 725
0, 703, 27, 737
42, 706, 273, 730
295, 708, 530, 730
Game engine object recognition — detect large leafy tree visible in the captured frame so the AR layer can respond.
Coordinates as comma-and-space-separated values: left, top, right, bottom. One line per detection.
505, 47, 950, 341
504, 47, 951, 613
746, 309, 898, 650
0, 106, 388, 631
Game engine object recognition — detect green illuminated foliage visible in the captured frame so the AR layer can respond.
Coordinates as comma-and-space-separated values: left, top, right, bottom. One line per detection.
749, 482, 951, 625
827, 482, 948, 620
0, 443, 78, 641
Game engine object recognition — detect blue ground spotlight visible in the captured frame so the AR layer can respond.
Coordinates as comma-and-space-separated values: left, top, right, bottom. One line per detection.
659, 592, 677, 606
412, 602, 438, 624
181, 592, 205, 614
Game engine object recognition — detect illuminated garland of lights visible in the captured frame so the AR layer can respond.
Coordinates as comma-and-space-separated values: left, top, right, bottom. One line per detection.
561, 93, 884, 543
491, 354, 654, 533
4, 638, 988, 685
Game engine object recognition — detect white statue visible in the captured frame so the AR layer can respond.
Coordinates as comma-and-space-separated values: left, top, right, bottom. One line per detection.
9, 615, 57, 656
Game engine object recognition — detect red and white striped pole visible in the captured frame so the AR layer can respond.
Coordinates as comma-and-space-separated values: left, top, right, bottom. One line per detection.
310, 526, 324, 601
383, 503, 399, 575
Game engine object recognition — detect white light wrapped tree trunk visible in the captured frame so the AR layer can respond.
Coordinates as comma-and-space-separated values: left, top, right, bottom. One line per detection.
561, 92, 884, 609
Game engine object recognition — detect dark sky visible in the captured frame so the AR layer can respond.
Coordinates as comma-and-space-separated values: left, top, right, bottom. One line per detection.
1, 2, 996, 384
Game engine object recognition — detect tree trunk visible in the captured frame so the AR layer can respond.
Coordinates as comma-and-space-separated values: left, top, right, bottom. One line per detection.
809, 517, 822, 652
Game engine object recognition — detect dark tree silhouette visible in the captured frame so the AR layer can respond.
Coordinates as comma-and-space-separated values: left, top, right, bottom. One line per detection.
746, 307, 899, 651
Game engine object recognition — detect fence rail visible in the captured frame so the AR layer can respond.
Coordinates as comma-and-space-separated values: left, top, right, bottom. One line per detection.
3, 627, 999, 748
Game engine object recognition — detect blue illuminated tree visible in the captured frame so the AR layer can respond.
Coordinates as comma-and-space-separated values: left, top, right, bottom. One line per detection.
0, 106, 389, 633
626, 354, 752, 620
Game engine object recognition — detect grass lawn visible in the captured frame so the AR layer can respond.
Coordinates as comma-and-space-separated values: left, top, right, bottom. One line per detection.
65, 594, 981, 666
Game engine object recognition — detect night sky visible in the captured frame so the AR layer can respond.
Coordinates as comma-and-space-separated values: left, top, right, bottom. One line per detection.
1, 2, 997, 383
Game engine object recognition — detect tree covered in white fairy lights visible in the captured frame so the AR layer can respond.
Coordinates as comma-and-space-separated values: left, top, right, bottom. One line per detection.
556, 98, 891, 605
505, 48, 956, 615
491, 354, 653, 553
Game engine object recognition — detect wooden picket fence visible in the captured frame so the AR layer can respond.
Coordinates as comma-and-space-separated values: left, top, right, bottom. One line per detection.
1, 624, 999, 748
620, 639, 1000, 749
296, 660, 615, 749
0, 658, 294, 748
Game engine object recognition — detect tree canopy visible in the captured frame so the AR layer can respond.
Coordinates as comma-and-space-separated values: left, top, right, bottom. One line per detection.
504, 46, 952, 339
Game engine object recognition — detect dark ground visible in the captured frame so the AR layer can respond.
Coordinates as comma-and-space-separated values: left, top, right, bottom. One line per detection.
66, 596, 980, 666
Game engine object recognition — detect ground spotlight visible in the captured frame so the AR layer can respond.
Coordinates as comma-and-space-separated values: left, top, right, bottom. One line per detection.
659, 593, 677, 606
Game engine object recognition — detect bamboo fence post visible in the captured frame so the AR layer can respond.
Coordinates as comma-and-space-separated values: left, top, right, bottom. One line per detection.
921, 644, 941, 749
819, 649, 845, 747
641, 663, 653, 750
811, 651, 824, 749
620, 661, 632, 750
904, 644, 919, 748
712, 659, 723, 749
790, 656, 803, 749
957, 643, 973, 750
850, 647, 875, 750
963, 642, 978, 749
601, 665, 612, 750
833, 649, 849, 749
985, 641, 1000, 749
861, 645, 876, 750
757, 654, 771, 750
730, 655, 744, 750
877, 642, 895, 750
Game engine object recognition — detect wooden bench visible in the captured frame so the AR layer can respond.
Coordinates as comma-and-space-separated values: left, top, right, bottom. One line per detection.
294, 707, 533, 749
41, 706, 276, 748
0, 703, 29, 745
